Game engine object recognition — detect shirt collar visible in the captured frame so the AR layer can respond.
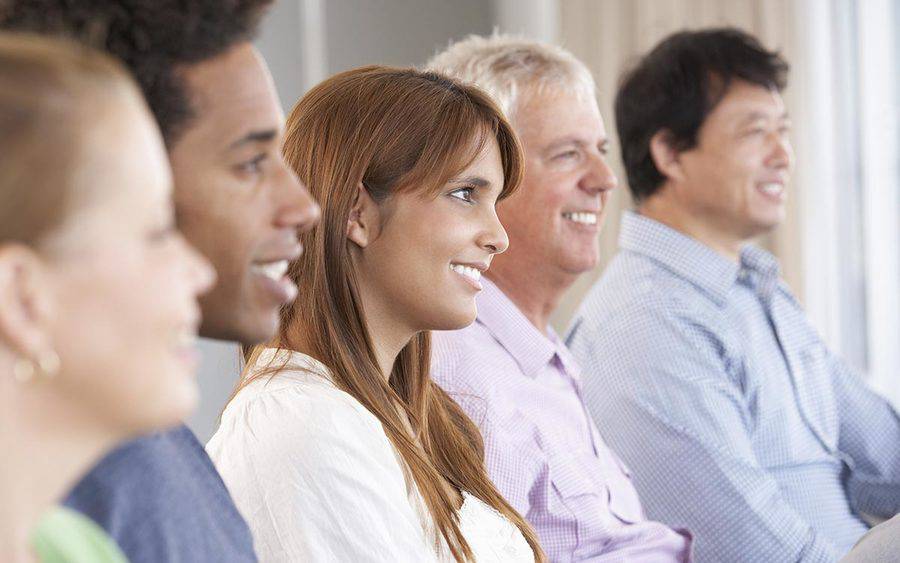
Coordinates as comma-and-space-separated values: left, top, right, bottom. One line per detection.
619, 211, 777, 306
475, 278, 559, 379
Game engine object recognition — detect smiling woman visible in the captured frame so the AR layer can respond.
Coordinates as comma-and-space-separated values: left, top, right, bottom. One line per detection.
207, 65, 544, 562
0, 33, 213, 561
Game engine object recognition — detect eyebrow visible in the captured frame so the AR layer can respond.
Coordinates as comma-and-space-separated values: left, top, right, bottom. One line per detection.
738, 111, 791, 124
228, 129, 278, 150
449, 176, 490, 188
545, 137, 609, 151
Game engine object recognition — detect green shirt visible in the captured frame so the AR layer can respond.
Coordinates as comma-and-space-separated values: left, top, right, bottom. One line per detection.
32, 506, 128, 563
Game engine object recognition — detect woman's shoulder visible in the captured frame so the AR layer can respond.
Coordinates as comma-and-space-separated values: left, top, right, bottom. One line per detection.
225, 348, 376, 426
209, 348, 393, 465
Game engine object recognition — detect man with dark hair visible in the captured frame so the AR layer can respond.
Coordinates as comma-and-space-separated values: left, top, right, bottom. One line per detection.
2, 2, 320, 560
568, 27, 900, 562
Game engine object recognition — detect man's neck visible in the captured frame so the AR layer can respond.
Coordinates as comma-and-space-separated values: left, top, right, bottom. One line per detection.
486, 259, 573, 335
639, 198, 744, 263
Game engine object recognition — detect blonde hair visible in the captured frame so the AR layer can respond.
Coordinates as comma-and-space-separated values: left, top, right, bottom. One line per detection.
426, 32, 596, 121
0, 32, 140, 248
239, 65, 544, 562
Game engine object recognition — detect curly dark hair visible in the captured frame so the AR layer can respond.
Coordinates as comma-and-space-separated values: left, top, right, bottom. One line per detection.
1, 0, 274, 145
615, 27, 789, 203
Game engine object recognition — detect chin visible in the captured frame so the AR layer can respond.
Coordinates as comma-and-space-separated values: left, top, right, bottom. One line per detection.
428, 303, 478, 331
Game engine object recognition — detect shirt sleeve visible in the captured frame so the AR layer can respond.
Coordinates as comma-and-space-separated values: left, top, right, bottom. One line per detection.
208, 387, 438, 563
827, 350, 900, 517
568, 306, 840, 563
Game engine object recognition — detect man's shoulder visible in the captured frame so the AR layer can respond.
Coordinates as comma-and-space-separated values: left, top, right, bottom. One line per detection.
64, 425, 256, 561
65, 425, 230, 507
576, 254, 712, 334
431, 324, 513, 383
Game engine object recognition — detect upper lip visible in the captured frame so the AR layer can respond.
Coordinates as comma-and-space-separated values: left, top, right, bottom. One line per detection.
451, 261, 490, 272
253, 243, 303, 265
562, 208, 601, 214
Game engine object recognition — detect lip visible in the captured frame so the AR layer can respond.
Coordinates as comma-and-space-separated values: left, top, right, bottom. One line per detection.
562, 209, 602, 231
253, 242, 304, 266
450, 261, 489, 291
755, 181, 786, 202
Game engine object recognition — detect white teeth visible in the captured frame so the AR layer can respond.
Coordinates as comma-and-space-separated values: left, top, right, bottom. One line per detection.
760, 183, 783, 195
563, 211, 598, 225
450, 264, 482, 282
252, 260, 289, 281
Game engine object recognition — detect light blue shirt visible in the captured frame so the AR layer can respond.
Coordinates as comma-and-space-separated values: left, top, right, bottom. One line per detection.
566, 211, 900, 562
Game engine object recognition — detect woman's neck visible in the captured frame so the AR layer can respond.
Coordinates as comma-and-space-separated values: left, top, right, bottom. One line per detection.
0, 379, 117, 561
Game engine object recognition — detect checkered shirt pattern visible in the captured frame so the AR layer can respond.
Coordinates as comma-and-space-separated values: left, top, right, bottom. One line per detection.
566, 211, 900, 562
432, 278, 692, 562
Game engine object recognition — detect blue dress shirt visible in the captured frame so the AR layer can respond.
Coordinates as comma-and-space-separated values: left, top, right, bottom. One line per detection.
567, 212, 900, 562
65, 424, 257, 562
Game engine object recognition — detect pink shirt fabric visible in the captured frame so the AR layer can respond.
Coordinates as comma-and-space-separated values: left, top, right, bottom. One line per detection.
431, 279, 691, 562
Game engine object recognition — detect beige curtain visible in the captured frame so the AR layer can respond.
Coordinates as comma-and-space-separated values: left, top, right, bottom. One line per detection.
550, 0, 805, 332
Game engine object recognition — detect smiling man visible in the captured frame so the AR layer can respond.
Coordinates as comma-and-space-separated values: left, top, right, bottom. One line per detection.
427, 35, 692, 561
567, 28, 900, 562
2, 1, 319, 561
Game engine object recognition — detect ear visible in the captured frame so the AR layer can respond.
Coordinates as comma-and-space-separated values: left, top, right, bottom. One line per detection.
649, 129, 686, 184
0, 245, 55, 359
346, 182, 381, 249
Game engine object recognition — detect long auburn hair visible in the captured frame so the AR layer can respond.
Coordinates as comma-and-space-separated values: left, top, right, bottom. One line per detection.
237, 66, 544, 562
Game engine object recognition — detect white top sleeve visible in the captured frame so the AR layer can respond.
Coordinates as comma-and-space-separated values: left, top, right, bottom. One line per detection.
207, 370, 439, 563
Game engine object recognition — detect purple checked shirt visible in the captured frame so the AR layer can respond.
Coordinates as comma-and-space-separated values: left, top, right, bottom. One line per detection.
431, 279, 691, 562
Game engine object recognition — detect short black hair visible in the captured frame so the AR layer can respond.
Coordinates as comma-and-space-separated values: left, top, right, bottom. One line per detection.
1, 0, 273, 145
615, 27, 789, 202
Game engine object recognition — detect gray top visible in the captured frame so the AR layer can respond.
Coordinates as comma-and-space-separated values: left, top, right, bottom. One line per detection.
842, 515, 900, 562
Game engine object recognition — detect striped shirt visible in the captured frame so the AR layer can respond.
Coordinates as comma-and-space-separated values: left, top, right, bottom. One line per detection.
432, 278, 692, 562
567, 211, 900, 562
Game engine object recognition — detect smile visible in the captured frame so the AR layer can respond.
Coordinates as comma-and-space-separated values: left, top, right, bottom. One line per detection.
562, 211, 598, 225
251, 259, 289, 282
450, 263, 482, 283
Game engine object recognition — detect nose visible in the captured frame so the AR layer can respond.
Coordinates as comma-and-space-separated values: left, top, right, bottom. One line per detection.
274, 162, 321, 234
178, 235, 216, 296
580, 151, 619, 195
477, 207, 510, 255
768, 131, 793, 171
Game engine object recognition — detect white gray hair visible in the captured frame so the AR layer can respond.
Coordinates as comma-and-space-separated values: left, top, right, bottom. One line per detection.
425, 32, 596, 122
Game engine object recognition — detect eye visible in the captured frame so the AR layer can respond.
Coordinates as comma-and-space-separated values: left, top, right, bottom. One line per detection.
449, 186, 476, 203
236, 153, 268, 176
554, 150, 579, 160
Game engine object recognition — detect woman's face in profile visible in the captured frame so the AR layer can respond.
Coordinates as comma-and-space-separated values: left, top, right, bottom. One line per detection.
357, 136, 509, 332
41, 94, 215, 436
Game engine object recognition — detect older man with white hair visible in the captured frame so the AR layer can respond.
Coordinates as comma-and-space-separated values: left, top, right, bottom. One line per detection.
427, 35, 692, 561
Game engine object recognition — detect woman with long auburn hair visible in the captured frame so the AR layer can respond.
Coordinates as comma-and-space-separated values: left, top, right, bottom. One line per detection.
207, 65, 544, 562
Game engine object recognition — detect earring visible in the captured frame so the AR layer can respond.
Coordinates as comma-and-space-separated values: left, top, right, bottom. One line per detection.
37, 349, 60, 379
12, 349, 60, 383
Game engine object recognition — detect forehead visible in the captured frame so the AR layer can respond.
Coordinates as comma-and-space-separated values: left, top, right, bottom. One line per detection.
708, 80, 787, 123
178, 43, 284, 145
514, 87, 604, 145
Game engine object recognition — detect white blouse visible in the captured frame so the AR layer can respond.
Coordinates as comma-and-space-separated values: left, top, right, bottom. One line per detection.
206, 348, 533, 563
